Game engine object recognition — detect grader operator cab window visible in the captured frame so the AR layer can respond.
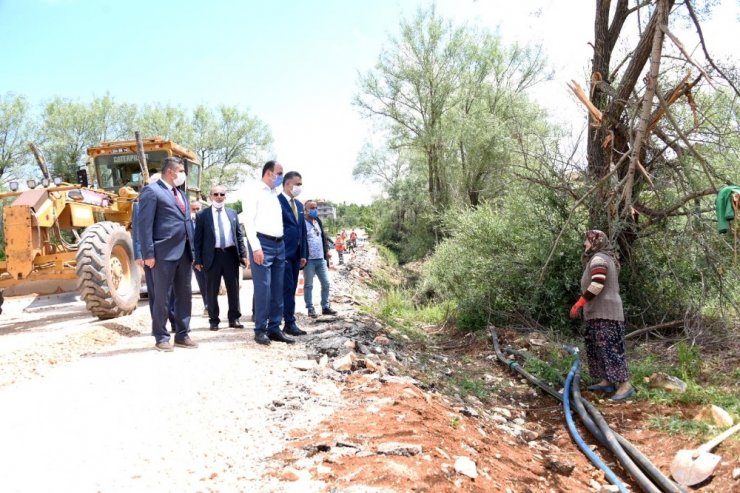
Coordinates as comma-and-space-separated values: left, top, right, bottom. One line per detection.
93, 151, 168, 191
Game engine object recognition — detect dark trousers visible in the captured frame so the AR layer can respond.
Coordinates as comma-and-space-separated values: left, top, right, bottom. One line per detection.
282, 254, 300, 326
205, 247, 241, 325
249, 238, 284, 335
150, 251, 192, 343
193, 265, 208, 310
144, 266, 176, 327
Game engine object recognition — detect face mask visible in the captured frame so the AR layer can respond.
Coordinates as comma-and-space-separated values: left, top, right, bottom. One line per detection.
308, 209, 319, 219
291, 185, 302, 197
212, 201, 224, 210
272, 174, 283, 189
174, 171, 186, 187
191, 213, 196, 220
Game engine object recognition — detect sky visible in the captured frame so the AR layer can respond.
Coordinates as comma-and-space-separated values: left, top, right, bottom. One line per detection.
1, 0, 737, 204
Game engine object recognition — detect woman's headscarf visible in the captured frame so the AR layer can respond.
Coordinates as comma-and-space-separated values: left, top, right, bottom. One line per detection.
582, 229, 620, 269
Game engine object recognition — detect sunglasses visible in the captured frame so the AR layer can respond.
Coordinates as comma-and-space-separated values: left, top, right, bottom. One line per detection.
212, 193, 226, 197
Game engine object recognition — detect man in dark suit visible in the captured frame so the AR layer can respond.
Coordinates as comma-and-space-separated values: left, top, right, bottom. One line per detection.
278, 171, 308, 336
138, 157, 198, 351
194, 185, 248, 331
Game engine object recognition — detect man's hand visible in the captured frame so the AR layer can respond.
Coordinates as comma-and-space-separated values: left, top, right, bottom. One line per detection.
135, 259, 144, 268
253, 249, 264, 265
144, 258, 156, 268
300, 258, 307, 268
241, 257, 249, 268
194, 264, 203, 272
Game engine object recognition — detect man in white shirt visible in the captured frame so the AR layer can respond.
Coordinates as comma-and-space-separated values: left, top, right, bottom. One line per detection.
242, 161, 295, 345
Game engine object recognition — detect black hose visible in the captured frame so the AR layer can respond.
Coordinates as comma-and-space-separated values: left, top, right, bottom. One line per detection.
488, 327, 686, 493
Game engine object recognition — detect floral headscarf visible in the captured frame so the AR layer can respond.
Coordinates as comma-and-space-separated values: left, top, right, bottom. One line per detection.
581, 229, 620, 269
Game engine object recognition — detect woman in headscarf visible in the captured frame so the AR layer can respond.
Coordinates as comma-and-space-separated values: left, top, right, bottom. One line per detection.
570, 230, 635, 401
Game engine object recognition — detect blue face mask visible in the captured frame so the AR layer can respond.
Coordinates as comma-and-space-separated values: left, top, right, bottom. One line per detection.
308, 209, 319, 219
272, 174, 283, 189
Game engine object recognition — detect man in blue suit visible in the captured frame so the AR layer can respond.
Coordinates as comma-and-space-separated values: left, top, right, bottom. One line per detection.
194, 185, 248, 331
278, 171, 308, 336
138, 157, 198, 351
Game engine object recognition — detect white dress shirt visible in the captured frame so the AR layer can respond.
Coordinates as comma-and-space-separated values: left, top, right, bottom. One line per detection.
210, 205, 234, 248
243, 180, 283, 251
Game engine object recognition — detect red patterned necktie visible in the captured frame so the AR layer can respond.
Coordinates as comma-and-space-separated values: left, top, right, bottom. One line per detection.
173, 188, 185, 214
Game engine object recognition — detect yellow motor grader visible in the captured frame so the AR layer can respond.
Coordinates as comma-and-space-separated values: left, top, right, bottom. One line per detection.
0, 137, 202, 319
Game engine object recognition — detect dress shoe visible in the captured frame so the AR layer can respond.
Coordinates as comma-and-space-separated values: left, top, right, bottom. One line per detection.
610, 387, 636, 402
268, 331, 295, 344
209, 324, 220, 331
587, 383, 616, 393
174, 337, 199, 349
254, 332, 271, 345
229, 321, 245, 329
307, 310, 318, 319
155, 341, 173, 352
284, 325, 307, 336
322, 307, 338, 315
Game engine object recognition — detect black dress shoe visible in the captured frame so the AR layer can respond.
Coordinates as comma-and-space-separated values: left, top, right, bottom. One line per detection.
322, 307, 338, 315
209, 324, 220, 331
268, 331, 295, 344
254, 333, 271, 345
229, 321, 245, 329
284, 325, 307, 336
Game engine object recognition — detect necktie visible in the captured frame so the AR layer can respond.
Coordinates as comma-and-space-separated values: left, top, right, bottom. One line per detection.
216, 208, 227, 248
173, 188, 185, 214
290, 198, 298, 221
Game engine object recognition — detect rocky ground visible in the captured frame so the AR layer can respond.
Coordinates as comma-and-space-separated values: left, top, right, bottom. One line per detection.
0, 246, 737, 492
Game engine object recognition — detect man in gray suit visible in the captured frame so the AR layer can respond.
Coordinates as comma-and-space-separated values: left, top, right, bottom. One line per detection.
138, 157, 198, 351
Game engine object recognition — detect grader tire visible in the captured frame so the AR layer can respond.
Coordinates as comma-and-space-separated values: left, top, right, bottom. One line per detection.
75, 222, 140, 320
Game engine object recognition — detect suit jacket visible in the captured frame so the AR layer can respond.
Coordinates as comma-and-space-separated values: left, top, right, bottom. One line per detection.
132, 201, 142, 260
137, 180, 194, 261
278, 194, 308, 261
194, 206, 247, 270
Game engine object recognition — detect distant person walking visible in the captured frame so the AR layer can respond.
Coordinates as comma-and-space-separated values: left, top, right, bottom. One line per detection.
303, 200, 337, 318
137, 158, 198, 351
570, 229, 634, 401
278, 171, 308, 336
335, 234, 345, 265
194, 185, 248, 331
243, 161, 294, 346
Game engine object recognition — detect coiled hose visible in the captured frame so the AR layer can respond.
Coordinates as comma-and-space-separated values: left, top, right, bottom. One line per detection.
563, 348, 629, 492
489, 327, 687, 493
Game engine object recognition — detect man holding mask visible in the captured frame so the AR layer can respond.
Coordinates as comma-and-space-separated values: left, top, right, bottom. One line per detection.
303, 200, 337, 318
278, 171, 308, 336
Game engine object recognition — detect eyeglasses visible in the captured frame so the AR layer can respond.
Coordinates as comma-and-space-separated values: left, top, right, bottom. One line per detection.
212, 193, 225, 197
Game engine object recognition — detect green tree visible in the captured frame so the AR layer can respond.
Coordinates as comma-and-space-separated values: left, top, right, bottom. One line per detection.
0, 93, 33, 186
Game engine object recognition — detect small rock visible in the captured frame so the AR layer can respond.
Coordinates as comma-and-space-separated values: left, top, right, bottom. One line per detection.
602, 486, 620, 492
318, 354, 329, 367
373, 335, 390, 345
332, 352, 356, 372
316, 465, 332, 476
645, 372, 687, 393
589, 479, 601, 491
545, 458, 575, 476
376, 442, 423, 457
732, 467, 740, 480
435, 447, 451, 460
343, 339, 356, 349
492, 414, 508, 424
454, 456, 478, 479
494, 407, 512, 419
513, 417, 525, 426
280, 469, 300, 481
693, 405, 734, 428
460, 407, 478, 418
291, 359, 318, 371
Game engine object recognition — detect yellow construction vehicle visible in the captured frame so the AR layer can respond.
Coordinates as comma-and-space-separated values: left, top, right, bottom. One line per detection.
0, 137, 202, 319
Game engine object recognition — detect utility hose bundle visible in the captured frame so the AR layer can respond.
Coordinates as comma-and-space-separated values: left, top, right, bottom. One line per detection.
489, 327, 687, 493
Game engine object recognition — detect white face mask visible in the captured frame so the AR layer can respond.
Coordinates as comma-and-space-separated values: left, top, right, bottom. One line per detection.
212, 201, 224, 210
291, 185, 302, 197
173, 171, 187, 187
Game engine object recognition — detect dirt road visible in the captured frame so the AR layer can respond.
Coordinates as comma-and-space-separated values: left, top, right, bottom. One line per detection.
0, 282, 342, 492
